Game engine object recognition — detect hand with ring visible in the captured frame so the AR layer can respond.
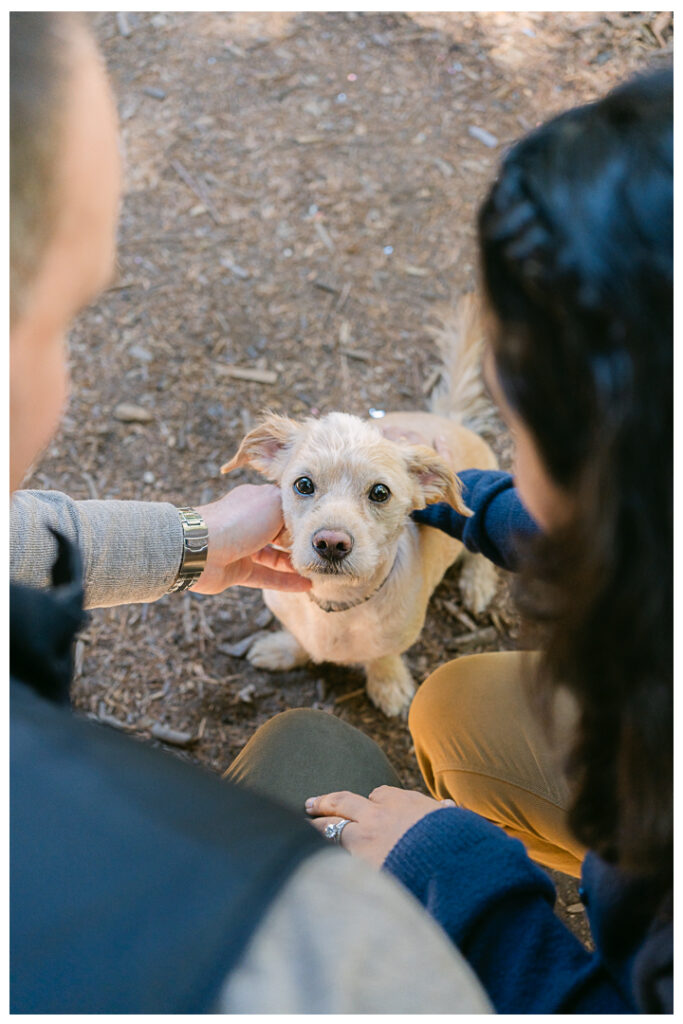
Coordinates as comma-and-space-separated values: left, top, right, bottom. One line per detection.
306, 786, 455, 865
323, 819, 352, 844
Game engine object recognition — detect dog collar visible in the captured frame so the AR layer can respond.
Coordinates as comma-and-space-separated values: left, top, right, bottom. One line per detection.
307, 556, 398, 614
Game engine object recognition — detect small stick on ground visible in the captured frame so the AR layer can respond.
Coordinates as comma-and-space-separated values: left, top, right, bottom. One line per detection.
182, 593, 194, 645
336, 281, 352, 312
171, 159, 222, 226
335, 687, 366, 705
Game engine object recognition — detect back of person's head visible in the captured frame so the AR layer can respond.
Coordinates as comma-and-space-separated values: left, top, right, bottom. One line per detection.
478, 70, 672, 890
10, 12, 80, 324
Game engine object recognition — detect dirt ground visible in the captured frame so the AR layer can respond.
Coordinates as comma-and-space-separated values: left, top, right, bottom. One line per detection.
29, 11, 671, 946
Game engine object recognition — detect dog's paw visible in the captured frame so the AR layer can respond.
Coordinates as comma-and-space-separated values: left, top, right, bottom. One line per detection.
247, 631, 309, 672
459, 553, 498, 615
365, 655, 416, 718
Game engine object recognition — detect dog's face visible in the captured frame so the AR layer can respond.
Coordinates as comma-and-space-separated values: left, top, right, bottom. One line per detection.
222, 412, 466, 584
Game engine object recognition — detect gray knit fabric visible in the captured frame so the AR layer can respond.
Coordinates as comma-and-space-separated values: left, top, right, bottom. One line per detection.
219, 848, 492, 1013
10, 490, 183, 608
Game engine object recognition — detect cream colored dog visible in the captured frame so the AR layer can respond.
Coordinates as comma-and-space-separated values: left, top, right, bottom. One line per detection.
221, 296, 498, 716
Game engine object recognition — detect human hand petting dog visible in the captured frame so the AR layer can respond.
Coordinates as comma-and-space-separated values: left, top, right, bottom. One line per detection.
191, 484, 311, 595
305, 786, 455, 866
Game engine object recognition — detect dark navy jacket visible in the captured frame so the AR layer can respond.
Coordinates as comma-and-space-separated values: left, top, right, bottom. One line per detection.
411, 468, 540, 571
405, 470, 672, 1013
10, 536, 322, 1013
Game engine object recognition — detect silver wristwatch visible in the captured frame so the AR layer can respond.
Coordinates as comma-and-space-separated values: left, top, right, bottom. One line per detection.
168, 507, 209, 593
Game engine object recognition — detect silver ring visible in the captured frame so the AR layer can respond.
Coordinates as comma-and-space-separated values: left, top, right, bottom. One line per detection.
323, 818, 352, 844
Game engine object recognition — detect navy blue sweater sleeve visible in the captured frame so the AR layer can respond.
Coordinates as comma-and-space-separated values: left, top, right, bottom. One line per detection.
411, 469, 539, 571
383, 808, 636, 1014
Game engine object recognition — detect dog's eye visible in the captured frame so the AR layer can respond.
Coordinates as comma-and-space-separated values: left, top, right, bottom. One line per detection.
293, 476, 315, 496
369, 483, 391, 503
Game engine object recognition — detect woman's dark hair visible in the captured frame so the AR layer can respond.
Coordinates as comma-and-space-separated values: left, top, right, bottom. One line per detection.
478, 70, 672, 891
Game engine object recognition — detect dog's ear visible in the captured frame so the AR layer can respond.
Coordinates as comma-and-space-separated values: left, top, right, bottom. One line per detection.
221, 413, 302, 481
403, 445, 471, 515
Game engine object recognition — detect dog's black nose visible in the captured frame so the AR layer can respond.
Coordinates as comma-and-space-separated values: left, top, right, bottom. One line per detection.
312, 529, 354, 561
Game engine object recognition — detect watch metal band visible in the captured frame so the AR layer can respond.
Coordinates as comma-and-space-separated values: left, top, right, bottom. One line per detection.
168, 507, 209, 593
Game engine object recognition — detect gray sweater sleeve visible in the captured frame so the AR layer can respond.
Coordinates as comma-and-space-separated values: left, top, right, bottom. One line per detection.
10, 490, 184, 609
217, 848, 492, 1014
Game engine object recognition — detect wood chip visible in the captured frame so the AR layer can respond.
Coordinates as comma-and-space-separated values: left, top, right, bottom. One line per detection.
651, 11, 671, 47
339, 320, 352, 346
116, 12, 132, 38
224, 41, 246, 58
74, 640, 85, 679
214, 365, 278, 384
237, 683, 257, 703
80, 470, 99, 499
113, 402, 154, 423
443, 601, 477, 631
314, 220, 335, 251
432, 156, 455, 178
566, 902, 585, 914
452, 626, 498, 647
468, 125, 499, 148
336, 281, 352, 312
150, 723, 197, 747
182, 593, 194, 645
106, 278, 137, 292
402, 264, 431, 277
422, 367, 442, 395
220, 257, 251, 280
341, 348, 372, 362
94, 710, 134, 732
489, 609, 506, 635
294, 134, 327, 145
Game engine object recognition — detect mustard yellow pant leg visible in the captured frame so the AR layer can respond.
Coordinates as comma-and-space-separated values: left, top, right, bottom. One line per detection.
409, 651, 586, 877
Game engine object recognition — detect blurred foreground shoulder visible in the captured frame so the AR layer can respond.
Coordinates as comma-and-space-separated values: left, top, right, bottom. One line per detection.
218, 847, 491, 1013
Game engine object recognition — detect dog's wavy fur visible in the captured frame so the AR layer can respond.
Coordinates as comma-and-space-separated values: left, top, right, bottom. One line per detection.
222, 295, 499, 716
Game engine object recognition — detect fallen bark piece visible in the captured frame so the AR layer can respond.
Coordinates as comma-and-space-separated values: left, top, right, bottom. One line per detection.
214, 365, 278, 384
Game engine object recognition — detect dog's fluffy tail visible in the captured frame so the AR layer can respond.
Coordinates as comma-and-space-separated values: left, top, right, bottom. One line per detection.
427, 293, 497, 435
